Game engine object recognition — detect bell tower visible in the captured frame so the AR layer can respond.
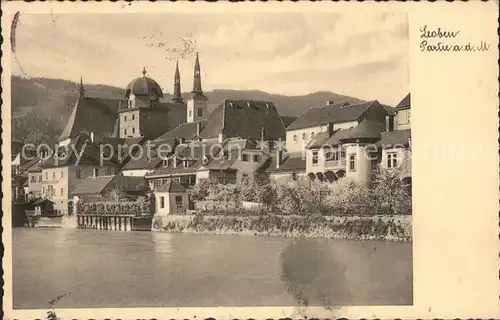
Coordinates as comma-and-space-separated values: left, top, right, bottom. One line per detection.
187, 52, 208, 123
172, 61, 183, 103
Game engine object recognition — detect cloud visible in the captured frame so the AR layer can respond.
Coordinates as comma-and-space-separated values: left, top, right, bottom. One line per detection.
11, 12, 408, 105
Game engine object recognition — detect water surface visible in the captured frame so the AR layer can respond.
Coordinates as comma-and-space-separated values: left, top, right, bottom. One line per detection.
13, 228, 412, 308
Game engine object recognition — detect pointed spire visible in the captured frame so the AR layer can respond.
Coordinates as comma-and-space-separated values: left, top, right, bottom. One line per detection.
79, 76, 85, 98
172, 61, 183, 103
192, 52, 203, 95
142, 66, 147, 77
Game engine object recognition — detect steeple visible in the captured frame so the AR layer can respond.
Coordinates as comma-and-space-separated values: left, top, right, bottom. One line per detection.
172, 61, 183, 103
191, 52, 203, 96
79, 77, 85, 98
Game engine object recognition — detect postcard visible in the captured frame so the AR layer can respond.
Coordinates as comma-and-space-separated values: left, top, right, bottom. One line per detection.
2, 1, 499, 319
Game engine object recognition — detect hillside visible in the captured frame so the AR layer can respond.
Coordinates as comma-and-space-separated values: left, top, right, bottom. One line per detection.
11, 75, 366, 144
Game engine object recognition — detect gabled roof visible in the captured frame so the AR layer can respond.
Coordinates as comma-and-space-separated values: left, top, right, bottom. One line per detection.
199, 100, 286, 140
286, 101, 380, 131
154, 120, 207, 142
156, 179, 186, 193
377, 129, 411, 148
60, 97, 122, 141
72, 175, 148, 196
121, 139, 177, 171
280, 116, 297, 128
338, 119, 385, 142
265, 153, 306, 173
396, 93, 410, 110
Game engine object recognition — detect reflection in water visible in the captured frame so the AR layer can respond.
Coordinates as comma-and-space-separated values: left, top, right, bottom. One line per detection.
13, 229, 412, 309
152, 233, 174, 263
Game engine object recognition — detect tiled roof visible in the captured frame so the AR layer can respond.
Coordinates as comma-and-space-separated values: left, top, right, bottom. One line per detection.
286, 101, 379, 131
199, 100, 286, 140
396, 93, 410, 109
281, 116, 297, 128
265, 153, 306, 173
155, 179, 186, 193
121, 139, 177, 171
60, 97, 122, 141
72, 175, 149, 196
154, 120, 207, 142
377, 129, 411, 148
338, 119, 385, 142
72, 176, 115, 196
306, 132, 330, 149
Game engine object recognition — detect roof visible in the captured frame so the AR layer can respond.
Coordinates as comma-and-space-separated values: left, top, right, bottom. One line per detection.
306, 132, 330, 149
338, 119, 385, 142
382, 105, 397, 116
155, 179, 186, 193
377, 129, 411, 148
154, 120, 207, 142
125, 75, 163, 98
40, 133, 124, 168
72, 175, 149, 196
121, 139, 177, 171
265, 153, 306, 173
396, 93, 410, 110
60, 97, 121, 141
33, 198, 55, 205
198, 99, 286, 140
280, 116, 297, 128
286, 101, 379, 131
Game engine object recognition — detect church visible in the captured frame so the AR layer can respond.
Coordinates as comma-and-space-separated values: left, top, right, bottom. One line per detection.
59, 53, 208, 145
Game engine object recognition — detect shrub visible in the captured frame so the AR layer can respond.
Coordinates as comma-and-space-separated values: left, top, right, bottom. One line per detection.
371, 167, 412, 215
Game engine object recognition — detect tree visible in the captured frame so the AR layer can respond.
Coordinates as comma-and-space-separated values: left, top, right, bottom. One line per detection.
325, 177, 373, 215
371, 165, 412, 215
108, 186, 125, 202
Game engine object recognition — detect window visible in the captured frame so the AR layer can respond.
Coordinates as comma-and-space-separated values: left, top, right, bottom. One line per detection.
242, 174, 249, 179
293, 135, 297, 142
124, 128, 127, 135
253, 154, 262, 162
407, 110, 411, 124
325, 150, 335, 162
302, 133, 307, 140
106, 167, 112, 175
163, 159, 169, 167
241, 154, 249, 162
38, 175, 42, 183
183, 160, 189, 168
124, 115, 127, 121
154, 179, 162, 190
312, 151, 319, 165
173, 177, 181, 183
197, 108, 203, 117
132, 114, 135, 120
311, 132, 315, 137
52, 172, 55, 179
31, 175, 36, 183
60, 188, 64, 197
93, 168, 99, 177
387, 152, 398, 168
76, 169, 81, 179
175, 196, 183, 205
45, 172, 48, 180
42, 186, 45, 196
189, 110, 192, 118
160, 196, 165, 209
60, 170, 64, 179
132, 127, 135, 134
349, 154, 356, 171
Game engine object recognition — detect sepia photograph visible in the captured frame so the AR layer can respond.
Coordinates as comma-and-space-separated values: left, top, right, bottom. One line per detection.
10, 10, 412, 310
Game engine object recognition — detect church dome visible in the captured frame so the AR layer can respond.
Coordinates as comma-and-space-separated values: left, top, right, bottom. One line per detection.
125, 68, 164, 99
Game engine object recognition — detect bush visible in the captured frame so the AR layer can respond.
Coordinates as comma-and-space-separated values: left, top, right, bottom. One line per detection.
371, 167, 412, 215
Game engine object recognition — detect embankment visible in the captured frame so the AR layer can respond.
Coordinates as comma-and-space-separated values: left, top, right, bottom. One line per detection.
152, 214, 412, 242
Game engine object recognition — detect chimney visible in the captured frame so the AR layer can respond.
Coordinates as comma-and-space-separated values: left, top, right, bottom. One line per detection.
385, 116, 394, 132
90, 132, 101, 144
276, 149, 284, 169
326, 100, 334, 106
179, 137, 185, 144
218, 133, 224, 143
327, 123, 334, 137
196, 122, 203, 136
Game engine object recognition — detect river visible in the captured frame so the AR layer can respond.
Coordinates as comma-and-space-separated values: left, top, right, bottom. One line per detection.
12, 228, 412, 309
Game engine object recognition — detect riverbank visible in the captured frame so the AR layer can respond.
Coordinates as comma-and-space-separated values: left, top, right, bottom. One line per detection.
152, 214, 412, 242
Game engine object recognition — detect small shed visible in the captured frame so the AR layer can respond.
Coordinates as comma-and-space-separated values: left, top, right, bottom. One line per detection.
32, 198, 56, 217
154, 179, 188, 215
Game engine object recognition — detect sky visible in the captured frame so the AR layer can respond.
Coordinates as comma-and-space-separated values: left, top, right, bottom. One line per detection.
12, 12, 409, 106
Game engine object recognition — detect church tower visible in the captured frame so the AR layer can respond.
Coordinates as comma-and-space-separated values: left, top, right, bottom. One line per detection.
186, 52, 208, 123
172, 61, 183, 103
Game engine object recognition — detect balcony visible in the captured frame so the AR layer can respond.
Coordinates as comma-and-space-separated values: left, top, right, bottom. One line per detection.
325, 159, 346, 169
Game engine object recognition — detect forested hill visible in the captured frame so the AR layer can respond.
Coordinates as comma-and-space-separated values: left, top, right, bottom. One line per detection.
11, 75, 366, 144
